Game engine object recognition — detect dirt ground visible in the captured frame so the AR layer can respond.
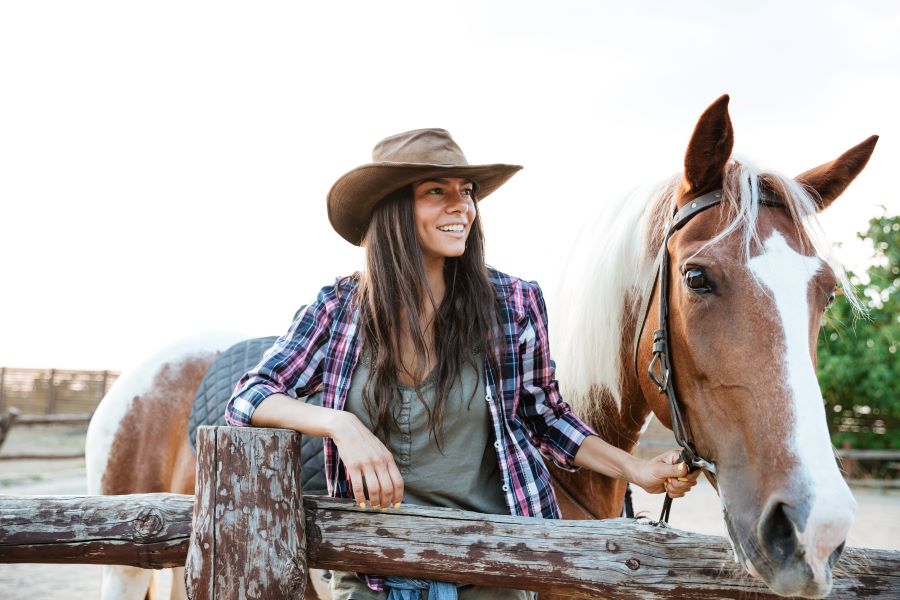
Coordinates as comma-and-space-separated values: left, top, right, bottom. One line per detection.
1, 426, 898, 599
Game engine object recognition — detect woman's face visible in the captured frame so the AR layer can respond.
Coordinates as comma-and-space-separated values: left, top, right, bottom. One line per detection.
411, 177, 476, 264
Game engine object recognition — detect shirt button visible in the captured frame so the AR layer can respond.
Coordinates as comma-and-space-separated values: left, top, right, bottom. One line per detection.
493, 441, 501, 449
502, 484, 510, 492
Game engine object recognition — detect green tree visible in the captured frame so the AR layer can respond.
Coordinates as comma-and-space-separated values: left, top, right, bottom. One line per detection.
817, 212, 900, 449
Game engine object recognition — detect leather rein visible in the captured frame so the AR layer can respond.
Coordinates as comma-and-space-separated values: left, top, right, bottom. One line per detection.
631, 188, 781, 523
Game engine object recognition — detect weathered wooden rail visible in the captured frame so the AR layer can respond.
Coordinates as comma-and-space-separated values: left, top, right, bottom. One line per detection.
0, 406, 94, 459
1, 426, 898, 599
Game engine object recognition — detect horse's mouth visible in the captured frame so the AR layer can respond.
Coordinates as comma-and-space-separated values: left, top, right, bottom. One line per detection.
723, 510, 837, 598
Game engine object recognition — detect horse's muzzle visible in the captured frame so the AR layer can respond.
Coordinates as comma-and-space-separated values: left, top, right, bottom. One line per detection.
744, 491, 854, 598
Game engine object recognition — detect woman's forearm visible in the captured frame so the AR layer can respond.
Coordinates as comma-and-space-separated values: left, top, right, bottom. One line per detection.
250, 392, 405, 508
573, 435, 640, 481
249, 393, 346, 438
574, 435, 697, 497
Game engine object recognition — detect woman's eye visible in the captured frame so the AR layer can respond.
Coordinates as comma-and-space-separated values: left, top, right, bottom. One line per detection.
462, 187, 474, 197
684, 268, 712, 293
428, 187, 444, 195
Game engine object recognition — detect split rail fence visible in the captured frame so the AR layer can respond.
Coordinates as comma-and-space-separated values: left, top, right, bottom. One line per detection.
0, 367, 117, 416
1, 426, 899, 599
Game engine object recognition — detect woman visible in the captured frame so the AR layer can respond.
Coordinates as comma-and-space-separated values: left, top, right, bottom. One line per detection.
224, 128, 698, 599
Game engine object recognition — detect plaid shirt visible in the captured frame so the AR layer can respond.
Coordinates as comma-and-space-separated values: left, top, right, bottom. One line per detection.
226, 266, 596, 517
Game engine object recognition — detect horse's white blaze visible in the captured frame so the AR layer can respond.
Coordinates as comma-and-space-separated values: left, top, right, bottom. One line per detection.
749, 232, 856, 583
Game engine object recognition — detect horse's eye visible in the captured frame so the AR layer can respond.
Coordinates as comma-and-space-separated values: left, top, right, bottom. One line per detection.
684, 268, 712, 293
825, 290, 837, 307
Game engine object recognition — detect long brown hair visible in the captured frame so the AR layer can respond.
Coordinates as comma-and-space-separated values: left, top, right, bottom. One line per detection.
357, 184, 501, 446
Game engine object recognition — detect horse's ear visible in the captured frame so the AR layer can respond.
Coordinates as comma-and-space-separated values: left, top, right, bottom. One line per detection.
682, 94, 734, 201
795, 135, 879, 211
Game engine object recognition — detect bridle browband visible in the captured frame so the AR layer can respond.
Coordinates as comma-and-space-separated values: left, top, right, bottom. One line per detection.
631, 188, 781, 522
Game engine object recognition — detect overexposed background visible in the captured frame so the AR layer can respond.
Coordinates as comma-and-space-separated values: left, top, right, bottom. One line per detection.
2, 1, 898, 370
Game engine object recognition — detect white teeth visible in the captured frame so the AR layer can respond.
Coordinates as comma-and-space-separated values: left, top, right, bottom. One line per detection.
437, 224, 464, 232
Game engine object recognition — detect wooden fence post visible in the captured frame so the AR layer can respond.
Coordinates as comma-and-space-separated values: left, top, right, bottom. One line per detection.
0, 367, 6, 412
186, 426, 308, 600
46, 369, 57, 415
0, 407, 20, 451
100, 369, 110, 399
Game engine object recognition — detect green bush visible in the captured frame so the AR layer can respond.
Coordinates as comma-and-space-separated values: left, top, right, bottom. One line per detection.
817, 212, 900, 450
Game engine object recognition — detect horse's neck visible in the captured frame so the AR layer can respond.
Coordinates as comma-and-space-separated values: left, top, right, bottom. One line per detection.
554, 379, 651, 520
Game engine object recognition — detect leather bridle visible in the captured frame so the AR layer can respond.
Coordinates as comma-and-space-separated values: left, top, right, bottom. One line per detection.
631, 188, 781, 522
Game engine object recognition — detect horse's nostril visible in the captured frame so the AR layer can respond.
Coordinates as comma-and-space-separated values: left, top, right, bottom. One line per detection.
759, 502, 799, 564
828, 541, 846, 569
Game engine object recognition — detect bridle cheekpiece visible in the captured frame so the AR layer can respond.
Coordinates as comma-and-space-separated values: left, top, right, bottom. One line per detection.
632, 187, 781, 522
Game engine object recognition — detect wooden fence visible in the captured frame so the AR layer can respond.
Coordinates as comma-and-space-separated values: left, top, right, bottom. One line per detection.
0, 407, 94, 458
0, 367, 118, 415
1, 426, 898, 599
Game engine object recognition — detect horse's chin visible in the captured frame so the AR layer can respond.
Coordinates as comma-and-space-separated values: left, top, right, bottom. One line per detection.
724, 510, 838, 599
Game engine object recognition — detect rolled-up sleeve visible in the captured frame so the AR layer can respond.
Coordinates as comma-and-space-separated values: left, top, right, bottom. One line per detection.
224, 285, 337, 426
516, 281, 597, 471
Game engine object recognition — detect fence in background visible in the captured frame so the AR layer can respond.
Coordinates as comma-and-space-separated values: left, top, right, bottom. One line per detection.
0, 368, 119, 416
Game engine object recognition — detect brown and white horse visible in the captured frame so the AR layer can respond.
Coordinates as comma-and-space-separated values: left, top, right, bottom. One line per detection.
86, 95, 876, 599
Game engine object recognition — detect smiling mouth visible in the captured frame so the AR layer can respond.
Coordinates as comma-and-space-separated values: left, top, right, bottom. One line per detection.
437, 224, 465, 233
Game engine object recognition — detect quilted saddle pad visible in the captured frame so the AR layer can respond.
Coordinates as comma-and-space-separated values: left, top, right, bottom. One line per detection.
187, 336, 328, 496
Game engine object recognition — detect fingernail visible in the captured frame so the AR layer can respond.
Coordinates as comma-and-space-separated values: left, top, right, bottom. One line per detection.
393, 502, 402, 509
679, 463, 686, 473
372, 504, 381, 510
678, 477, 689, 482
379, 506, 386, 512
358, 502, 366, 509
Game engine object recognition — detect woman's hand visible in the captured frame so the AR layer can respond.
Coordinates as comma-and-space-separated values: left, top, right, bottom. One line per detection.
630, 450, 701, 498
330, 412, 405, 509
249, 394, 405, 509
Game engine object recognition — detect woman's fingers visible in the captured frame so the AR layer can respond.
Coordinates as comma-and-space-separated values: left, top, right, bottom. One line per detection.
349, 455, 404, 509
638, 449, 705, 497
386, 459, 405, 507
349, 468, 367, 508
664, 473, 699, 497
362, 465, 383, 508
333, 415, 405, 509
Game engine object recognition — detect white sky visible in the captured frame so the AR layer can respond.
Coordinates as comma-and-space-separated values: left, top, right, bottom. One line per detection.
1, 1, 898, 371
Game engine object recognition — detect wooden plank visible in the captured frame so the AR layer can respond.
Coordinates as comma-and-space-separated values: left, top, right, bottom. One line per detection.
0, 493, 192, 567
0, 452, 84, 461
14, 413, 92, 426
303, 497, 900, 599
2, 492, 897, 598
186, 426, 308, 600
839, 449, 900, 460
844, 479, 900, 489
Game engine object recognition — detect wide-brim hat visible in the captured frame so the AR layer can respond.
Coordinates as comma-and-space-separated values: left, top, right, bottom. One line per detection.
327, 128, 522, 245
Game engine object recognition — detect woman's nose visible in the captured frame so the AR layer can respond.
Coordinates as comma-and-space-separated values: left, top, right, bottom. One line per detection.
446, 189, 469, 211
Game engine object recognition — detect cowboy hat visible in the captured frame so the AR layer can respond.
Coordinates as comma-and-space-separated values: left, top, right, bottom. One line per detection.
327, 128, 522, 245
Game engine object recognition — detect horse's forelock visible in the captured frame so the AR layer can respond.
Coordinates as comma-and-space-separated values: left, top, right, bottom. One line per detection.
696, 160, 861, 312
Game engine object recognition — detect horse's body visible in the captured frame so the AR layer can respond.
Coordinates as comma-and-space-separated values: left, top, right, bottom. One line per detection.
86, 96, 877, 599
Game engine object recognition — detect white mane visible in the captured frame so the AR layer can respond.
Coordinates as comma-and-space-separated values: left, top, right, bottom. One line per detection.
550, 178, 675, 416
551, 160, 855, 421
